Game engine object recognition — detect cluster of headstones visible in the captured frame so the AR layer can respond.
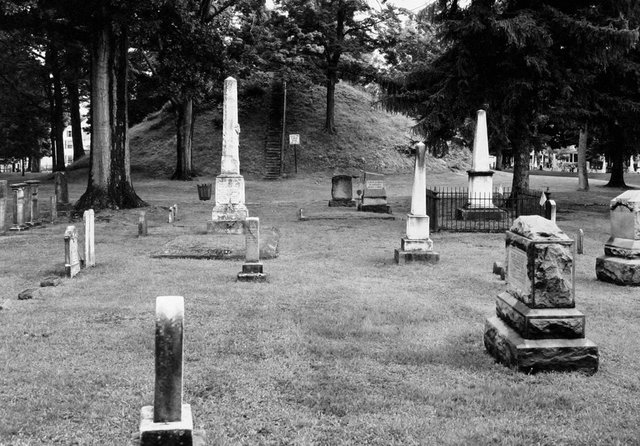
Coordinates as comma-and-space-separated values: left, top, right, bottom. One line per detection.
64, 209, 96, 278
0, 173, 71, 234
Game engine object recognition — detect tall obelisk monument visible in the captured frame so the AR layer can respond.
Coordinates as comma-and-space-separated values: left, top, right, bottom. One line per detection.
209, 77, 249, 234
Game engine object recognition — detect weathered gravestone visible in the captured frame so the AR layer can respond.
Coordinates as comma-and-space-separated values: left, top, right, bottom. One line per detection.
64, 225, 81, 278
358, 172, 391, 214
484, 215, 598, 373
84, 210, 95, 268
54, 172, 69, 206
395, 143, 439, 264
209, 77, 249, 234
596, 190, 640, 285
138, 211, 148, 237
9, 183, 28, 231
25, 180, 40, 225
0, 179, 7, 200
456, 110, 506, 221
237, 217, 267, 282
138, 296, 202, 446
328, 175, 355, 207
0, 198, 6, 234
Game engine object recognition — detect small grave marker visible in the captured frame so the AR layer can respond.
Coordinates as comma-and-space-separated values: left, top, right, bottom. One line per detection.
64, 225, 81, 278
577, 229, 584, 255
237, 217, 267, 282
138, 211, 148, 237
9, 183, 27, 231
168, 207, 174, 224
25, 180, 40, 225
83, 210, 95, 268
0, 198, 6, 233
54, 172, 69, 205
358, 172, 391, 213
139, 296, 197, 445
50, 196, 57, 223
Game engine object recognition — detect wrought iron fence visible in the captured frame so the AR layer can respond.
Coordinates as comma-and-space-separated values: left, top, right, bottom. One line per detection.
426, 186, 550, 232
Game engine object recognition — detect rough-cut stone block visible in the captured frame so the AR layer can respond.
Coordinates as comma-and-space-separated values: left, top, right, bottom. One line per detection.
18, 289, 38, 300
394, 249, 440, 264
40, 276, 63, 287
596, 255, 640, 286
455, 207, 507, 221
495, 292, 585, 339
328, 199, 356, 207
139, 405, 193, 446
506, 231, 574, 308
484, 316, 598, 374
510, 215, 572, 241
400, 237, 433, 252
604, 237, 640, 258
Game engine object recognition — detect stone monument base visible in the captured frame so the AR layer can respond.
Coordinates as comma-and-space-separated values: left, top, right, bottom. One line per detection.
358, 203, 391, 214
596, 255, 640, 286
139, 404, 193, 446
455, 207, 507, 221
394, 248, 440, 264
329, 199, 356, 207
237, 262, 267, 282
484, 316, 598, 374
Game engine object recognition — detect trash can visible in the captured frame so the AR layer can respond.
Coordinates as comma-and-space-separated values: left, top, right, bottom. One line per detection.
197, 183, 212, 201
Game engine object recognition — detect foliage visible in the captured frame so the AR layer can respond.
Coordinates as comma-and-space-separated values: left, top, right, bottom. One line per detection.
0, 31, 49, 162
380, 0, 639, 193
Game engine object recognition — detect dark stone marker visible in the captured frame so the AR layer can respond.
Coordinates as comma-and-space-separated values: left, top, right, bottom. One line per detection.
138, 211, 148, 237
139, 296, 195, 446
54, 172, 69, 205
328, 175, 355, 207
484, 215, 598, 374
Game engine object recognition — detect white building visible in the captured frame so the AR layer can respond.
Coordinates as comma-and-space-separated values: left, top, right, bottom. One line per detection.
41, 120, 90, 170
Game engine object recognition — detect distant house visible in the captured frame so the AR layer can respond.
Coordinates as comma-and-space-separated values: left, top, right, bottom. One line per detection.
41, 120, 91, 170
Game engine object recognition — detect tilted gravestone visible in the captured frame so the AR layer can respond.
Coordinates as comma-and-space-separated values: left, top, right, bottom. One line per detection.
358, 172, 391, 214
64, 225, 81, 278
83, 210, 95, 268
484, 215, 598, 373
328, 175, 355, 207
139, 296, 201, 445
596, 190, 640, 285
237, 217, 267, 282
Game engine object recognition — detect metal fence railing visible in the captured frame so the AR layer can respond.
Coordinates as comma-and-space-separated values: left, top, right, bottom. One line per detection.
426, 187, 551, 232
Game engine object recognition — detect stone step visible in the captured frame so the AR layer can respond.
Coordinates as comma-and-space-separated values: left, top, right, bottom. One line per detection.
483, 316, 598, 374
495, 291, 585, 339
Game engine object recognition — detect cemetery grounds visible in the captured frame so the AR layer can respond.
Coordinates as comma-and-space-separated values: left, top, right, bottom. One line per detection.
1, 169, 640, 445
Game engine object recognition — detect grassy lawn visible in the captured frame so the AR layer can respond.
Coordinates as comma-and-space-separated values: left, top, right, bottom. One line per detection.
1, 170, 640, 445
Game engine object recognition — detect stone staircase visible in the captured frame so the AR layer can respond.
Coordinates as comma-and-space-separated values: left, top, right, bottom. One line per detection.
263, 81, 285, 180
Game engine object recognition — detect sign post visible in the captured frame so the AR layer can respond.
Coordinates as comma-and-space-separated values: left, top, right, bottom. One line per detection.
289, 134, 300, 174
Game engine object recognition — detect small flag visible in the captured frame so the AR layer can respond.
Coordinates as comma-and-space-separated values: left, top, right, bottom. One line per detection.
539, 191, 547, 206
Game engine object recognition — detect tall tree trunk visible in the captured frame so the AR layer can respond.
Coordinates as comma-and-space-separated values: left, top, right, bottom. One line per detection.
76, 14, 145, 210
49, 44, 66, 172
606, 146, 627, 188
511, 141, 530, 196
31, 156, 41, 173
495, 146, 503, 171
325, 66, 337, 134
577, 123, 589, 191
172, 98, 194, 180
66, 62, 85, 161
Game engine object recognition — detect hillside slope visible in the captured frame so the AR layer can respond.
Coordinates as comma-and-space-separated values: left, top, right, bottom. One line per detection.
127, 81, 470, 179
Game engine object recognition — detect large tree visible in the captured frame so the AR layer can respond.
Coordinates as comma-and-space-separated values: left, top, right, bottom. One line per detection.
280, 0, 398, 134
381, 0, 638, 196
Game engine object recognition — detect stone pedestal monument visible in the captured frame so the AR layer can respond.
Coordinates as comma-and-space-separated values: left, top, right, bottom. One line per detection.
484, 216, 598, 373
456, 110, 505, 221
395, 143, 439, 264
208, 77, 248, 234
596, 191, 640, 285
237, 217, 267, 282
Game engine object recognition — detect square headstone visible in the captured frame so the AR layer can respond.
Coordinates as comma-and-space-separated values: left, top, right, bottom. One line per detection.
329, 175, 355, 207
